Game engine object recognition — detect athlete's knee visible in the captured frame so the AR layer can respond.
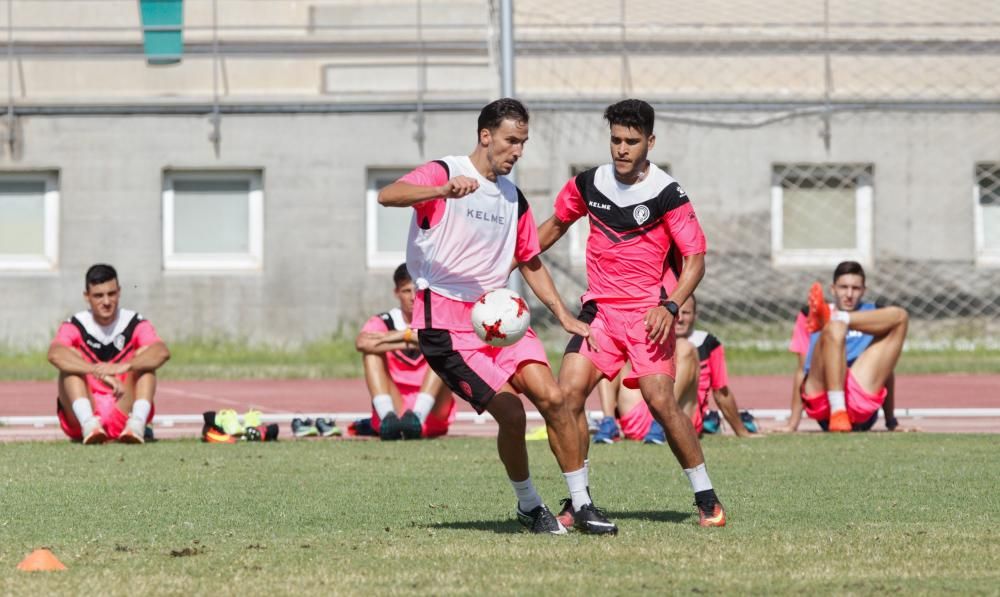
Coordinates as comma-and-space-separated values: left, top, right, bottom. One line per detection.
532, 383, 567, 416
822, 319, 848, 341
886, 306, 909, 327
490, 394, 527, 429
676, 338, 697, 363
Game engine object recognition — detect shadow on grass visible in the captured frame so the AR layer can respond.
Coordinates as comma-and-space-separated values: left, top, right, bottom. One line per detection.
425, 520, 524, 534
610, 509, 692, 524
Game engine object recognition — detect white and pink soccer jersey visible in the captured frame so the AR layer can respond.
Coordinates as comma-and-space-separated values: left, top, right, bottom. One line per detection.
554, 163, 706, 308
687, 330, 730, 413
53, 309, 162, 397
400, 157, 541, 331
360, 308, 428, 388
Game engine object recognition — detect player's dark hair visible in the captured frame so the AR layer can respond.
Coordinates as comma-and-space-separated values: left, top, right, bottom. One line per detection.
604, 99, 655, 136
477, 98, 529, 136
393, 263, 412, 288
85, 263, 118, 290
833, 261, 866, 285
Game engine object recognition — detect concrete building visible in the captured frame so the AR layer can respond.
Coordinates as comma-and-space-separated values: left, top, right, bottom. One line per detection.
1, 0, 998, 347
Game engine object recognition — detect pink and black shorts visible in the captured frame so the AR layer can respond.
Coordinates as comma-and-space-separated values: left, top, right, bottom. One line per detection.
566, 301, 676, 388
801, 369, 887, 424
57, 392, 155, 441
417, 327, 549, 413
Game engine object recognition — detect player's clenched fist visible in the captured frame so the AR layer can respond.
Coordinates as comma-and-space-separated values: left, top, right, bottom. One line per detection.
439, 176, 479, 199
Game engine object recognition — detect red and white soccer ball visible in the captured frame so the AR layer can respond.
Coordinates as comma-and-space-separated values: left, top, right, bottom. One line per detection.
471, 288, 531, 347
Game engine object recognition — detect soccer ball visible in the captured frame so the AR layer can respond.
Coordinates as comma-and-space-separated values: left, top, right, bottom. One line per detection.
471, 288, 531, 347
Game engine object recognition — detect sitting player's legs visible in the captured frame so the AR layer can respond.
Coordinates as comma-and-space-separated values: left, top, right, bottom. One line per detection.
417, 368, 456, 438
362, 351, 407, 439
843, 306, 908, 422
56, 371, 100, 443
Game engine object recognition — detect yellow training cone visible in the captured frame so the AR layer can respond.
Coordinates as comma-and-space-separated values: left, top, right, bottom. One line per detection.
17, 549, 67, 572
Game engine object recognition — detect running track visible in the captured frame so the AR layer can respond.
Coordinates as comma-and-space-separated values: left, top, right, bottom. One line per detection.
1, 374, 997, 441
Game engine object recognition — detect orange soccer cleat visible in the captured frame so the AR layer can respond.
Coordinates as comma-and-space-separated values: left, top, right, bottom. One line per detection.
828, 409, 852, 432
806, 282, 831, 333
696, 498, 727, 528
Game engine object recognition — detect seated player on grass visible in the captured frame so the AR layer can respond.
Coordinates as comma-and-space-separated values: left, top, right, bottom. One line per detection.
592, 296, 757, 443
354, 263, 456, 440
783, 261, 910, 432
47, 264, 170, 444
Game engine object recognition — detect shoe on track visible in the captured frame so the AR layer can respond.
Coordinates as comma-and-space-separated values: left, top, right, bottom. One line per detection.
695, 490, 726, 527
525, 425, 548, 441
592, 416, 620, 444
203, 427, 236, 443
243, 409, 263, 429
573, 503, 618, 535
379, 412, 402, 441
81, 417, 107, 445
117, 418, 145, 444
291, 417, 319, 438
828, 409, 851, 432
740, 410, 759, 433
806, 282, 831, 333
642, 420, 666, 445
216, 409, 244, 436
556, 498, 575, 530
316, 417, 342, 437
516, 504, 567, 535
399, 410, 423, 440
702, 410, 721, 434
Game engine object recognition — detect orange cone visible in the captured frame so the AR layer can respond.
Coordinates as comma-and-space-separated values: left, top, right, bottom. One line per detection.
17, 548, 67, 572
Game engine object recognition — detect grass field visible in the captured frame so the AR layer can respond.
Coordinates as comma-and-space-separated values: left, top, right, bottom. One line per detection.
2, 434, 998, 595
2, 339, 999, 380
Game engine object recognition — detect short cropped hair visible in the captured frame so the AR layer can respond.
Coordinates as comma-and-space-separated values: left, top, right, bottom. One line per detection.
477, 98, 529, 136
604, 99, 655, 137
85, 263, 118, 290
833, 261, 866, 285
393, 263, 412, 288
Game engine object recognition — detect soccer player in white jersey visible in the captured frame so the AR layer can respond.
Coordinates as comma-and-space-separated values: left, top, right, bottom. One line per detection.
378, 98, 615, 535
538, 99, 727, 527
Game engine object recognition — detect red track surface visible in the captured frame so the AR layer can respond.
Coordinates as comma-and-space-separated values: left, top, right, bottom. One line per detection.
2, 374, 997, 440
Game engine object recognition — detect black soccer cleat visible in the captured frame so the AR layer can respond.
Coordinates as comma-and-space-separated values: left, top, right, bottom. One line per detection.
516, 504, 567, 535
573, 503, 618, 535
379, 412, 403, 441
399, 410, 423, 440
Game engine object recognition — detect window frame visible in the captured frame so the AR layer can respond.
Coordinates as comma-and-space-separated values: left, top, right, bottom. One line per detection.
365, 168, 414, 269
0, 171, 60, 272
974, 162, 1000, 267
162, 170, 264, 271
770, 163, 874, 268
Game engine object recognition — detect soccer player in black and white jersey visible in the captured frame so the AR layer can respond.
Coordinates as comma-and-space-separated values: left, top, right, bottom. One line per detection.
378, 99, 614, 535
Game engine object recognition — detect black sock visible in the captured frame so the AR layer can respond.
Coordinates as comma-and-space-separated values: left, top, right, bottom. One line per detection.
695, 489, 717, 505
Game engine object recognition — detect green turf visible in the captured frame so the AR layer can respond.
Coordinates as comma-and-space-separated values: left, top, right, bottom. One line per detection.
2, 339, 999, 381
1, 435, 997, 595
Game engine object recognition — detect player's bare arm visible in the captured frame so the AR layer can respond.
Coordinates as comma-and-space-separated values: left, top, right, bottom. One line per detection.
355, 329, 417, 355
536, 215, 574, 254
49, 343, 128, 398
124, 341, 170, 373
378, 176, 479, 207
645, 252, 705, 343
776, 354, 807, 433
517, 255, 596, 349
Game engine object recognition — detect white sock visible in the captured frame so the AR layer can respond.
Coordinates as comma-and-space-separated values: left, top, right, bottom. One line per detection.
832, 310, 851, 324
828, 390, 846, 412
563, 467, 592, 511
372, 394, 394, 419
71, 398, 94, 425
131, 399, 152, 424
411, 392, 435, 423
510, 476, 543, 512
684, 463, 713, 493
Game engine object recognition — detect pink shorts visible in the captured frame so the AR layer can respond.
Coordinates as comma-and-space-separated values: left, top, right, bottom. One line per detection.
801, 369, 888, 423
371, 384, 457, 438
567, 302, 676, 388
418, 327, 549, 413
618, 399, 655, 441
57, 393, 155, 441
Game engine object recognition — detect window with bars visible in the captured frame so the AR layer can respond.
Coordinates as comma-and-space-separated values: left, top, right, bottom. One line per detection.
975, 163, 1000, 265
366, 168, 414, 269
770, 163, 873, 267
0, 172, 59, 271
162, 171, 263, 271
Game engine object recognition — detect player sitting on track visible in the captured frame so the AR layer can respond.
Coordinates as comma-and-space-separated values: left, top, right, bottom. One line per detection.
378, 98, 610, 535
783, 261, 909, 432
537, 99, 726, 528
593, 295, 757, 443
47, 264, 170, 444
354, 263, 456, 440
